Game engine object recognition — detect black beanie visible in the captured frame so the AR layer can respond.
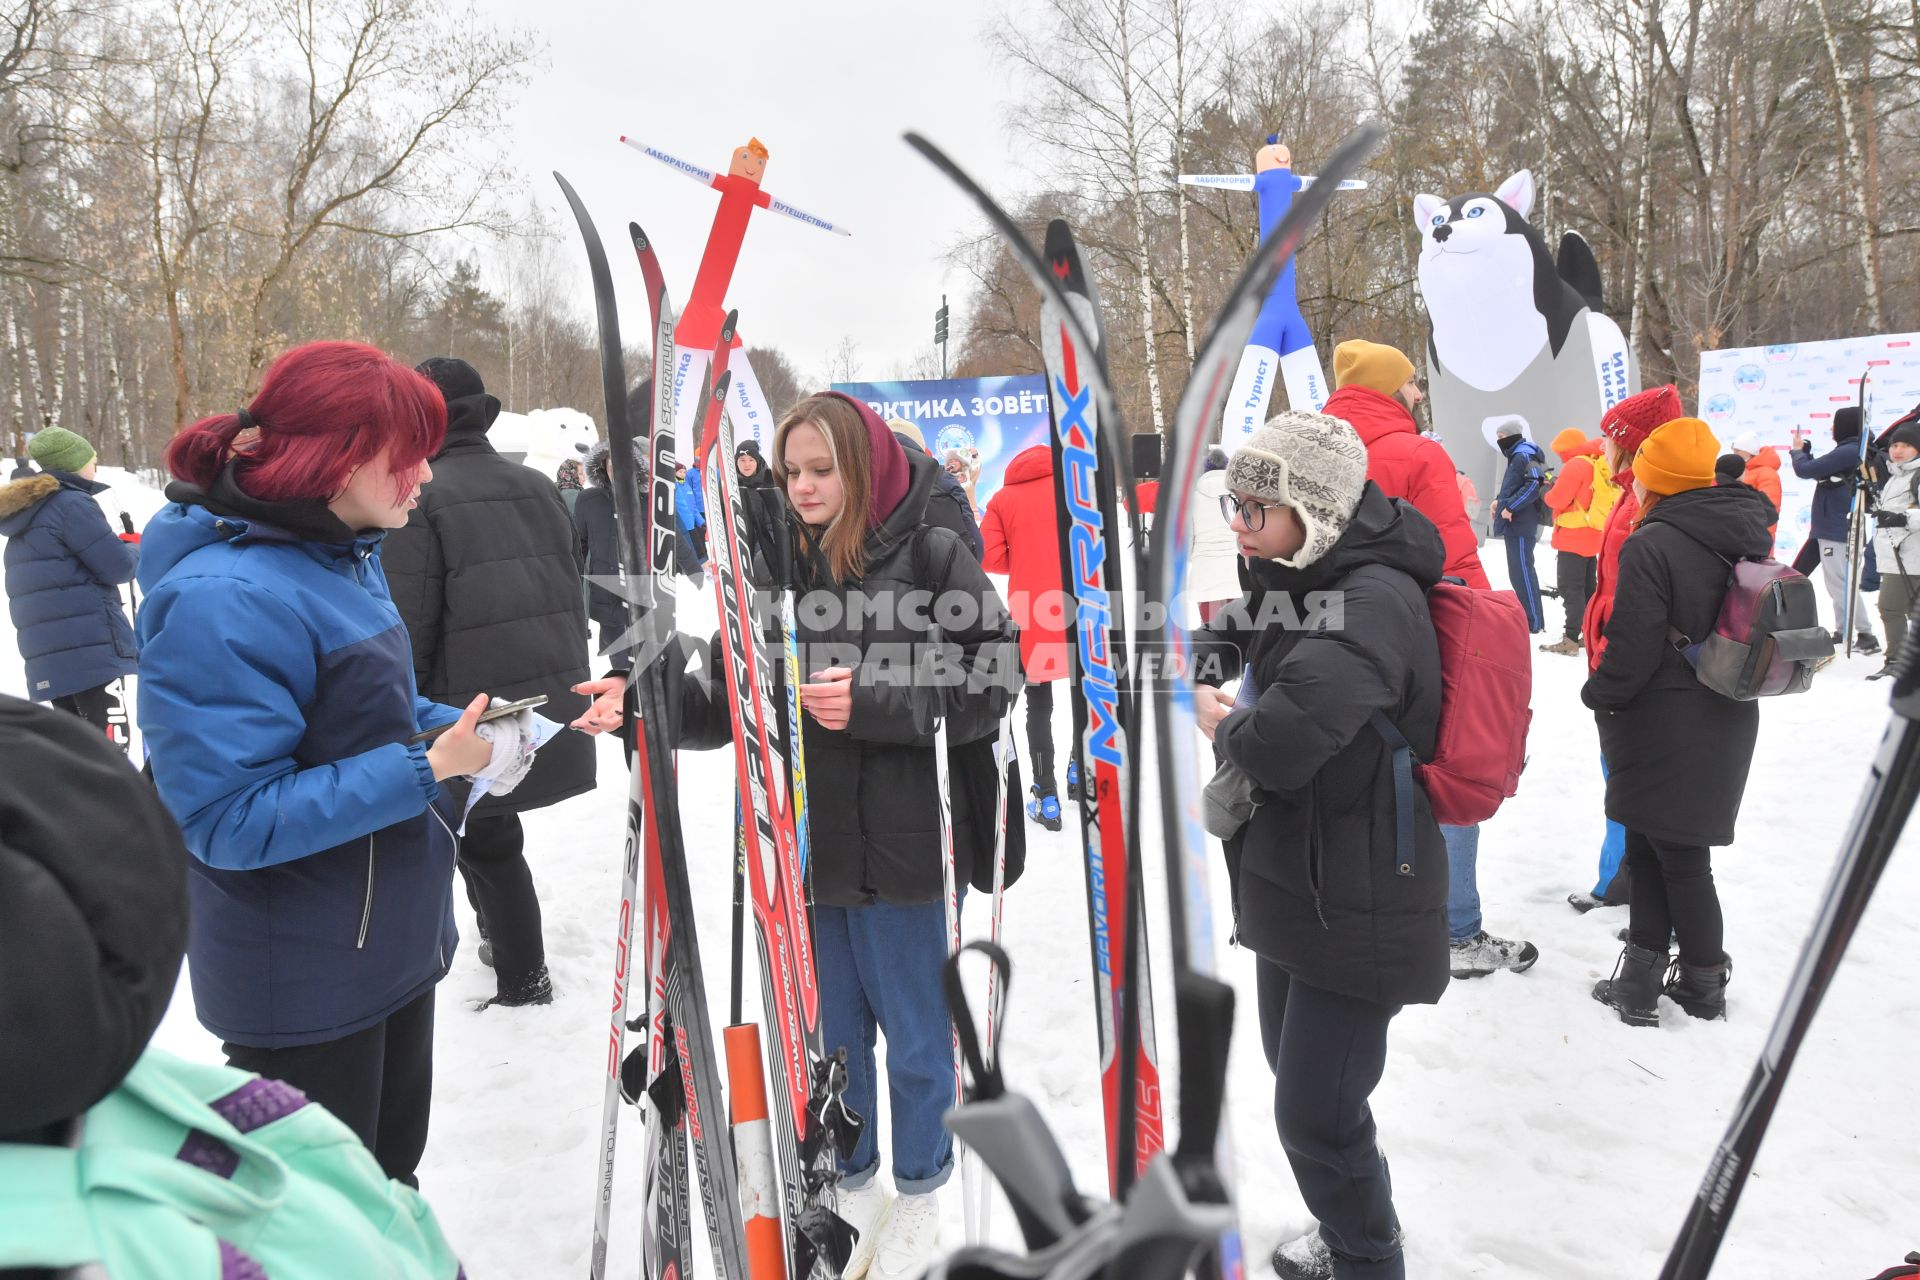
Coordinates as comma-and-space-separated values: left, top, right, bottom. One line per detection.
1714, 453, 1746, 484
1884, 419, 1920, 455
736, 439, 762, 460
1833, 405, 1863, 444
414, 355, 486, 402
0, 696, 189, 1139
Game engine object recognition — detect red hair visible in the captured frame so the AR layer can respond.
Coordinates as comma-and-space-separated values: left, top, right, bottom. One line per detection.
167, 341, 446, 505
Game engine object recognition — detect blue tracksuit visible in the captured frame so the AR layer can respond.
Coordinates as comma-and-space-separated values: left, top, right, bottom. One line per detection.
1494, 436, 1547, 631
137, 485, 463, 1048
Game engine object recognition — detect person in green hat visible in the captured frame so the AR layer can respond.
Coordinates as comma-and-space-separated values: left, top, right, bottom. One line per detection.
0, 426, 139, 732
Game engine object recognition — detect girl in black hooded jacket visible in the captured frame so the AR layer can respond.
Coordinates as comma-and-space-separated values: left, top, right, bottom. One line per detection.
1193, 410, 1445, 1280
677, 390, 1016, 1278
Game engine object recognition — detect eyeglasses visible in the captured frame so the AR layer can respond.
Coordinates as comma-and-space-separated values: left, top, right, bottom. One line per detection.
1220, 493, 1278, 531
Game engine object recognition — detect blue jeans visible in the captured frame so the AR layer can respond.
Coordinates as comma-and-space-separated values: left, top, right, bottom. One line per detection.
1442, 824, 1480, 942
815, 900, 957, 1193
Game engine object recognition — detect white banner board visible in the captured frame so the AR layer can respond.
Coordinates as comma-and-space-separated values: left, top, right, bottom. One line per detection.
1698, 332, 1920, 557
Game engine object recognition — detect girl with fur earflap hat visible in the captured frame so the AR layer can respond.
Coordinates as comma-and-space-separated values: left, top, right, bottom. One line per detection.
1586, 417, 1775, 1028
1190, 410, 1446, 1280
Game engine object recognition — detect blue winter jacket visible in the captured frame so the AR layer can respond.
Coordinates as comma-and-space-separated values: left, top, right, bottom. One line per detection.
1789, 436, 1862, 543
676, 465, 707, 534
0, 471, 138, 701
136, 470, 462, 1048
1494, 436, 1547, 537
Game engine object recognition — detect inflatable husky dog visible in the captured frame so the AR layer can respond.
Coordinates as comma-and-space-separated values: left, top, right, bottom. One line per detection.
1415, 170, 1637, 501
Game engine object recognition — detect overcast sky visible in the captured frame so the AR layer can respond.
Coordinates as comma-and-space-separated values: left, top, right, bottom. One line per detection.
467, 0, 1029, 391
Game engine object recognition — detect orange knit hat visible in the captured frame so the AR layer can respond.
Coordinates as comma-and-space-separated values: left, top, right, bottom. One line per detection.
1635, 417, 1720, 495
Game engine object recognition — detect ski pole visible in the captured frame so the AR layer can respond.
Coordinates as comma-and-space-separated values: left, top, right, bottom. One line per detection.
925, 624, 975, 1244
971, 701, 1016, 1239
731, 796, 746, 1026
1660, 627, 1920, 1278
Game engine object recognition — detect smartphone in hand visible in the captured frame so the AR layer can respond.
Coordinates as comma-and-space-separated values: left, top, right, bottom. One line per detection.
407, 695, 548, 744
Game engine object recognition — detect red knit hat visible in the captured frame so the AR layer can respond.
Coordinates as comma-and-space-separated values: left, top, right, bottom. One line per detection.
1599, 385, 1685, 451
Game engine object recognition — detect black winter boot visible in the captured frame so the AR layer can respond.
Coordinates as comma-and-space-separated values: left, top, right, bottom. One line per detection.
1664, 954, 1731, 1020
475, 963, 554, 1010
1592, 943, 1667, 1026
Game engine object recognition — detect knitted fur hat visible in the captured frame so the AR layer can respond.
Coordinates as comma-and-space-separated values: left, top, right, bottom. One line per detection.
1224, 410, 1369, 569
1600, 384, 1685, 452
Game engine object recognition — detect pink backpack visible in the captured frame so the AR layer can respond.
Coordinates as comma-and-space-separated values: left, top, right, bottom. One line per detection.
1668, 556, 1833, 699
1372, 582, 1532, 854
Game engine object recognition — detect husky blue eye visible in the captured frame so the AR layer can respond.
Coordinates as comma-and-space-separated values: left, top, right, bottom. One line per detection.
1431, 214, 1445, 226
1467, 206, 1485, 217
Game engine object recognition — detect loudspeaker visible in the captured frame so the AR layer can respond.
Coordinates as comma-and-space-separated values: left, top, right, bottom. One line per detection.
1130, 432, 1162, 479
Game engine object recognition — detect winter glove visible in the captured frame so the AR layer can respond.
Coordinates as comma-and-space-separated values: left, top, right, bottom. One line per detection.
471, 697, 540, 797
1877, 510, 1909, 529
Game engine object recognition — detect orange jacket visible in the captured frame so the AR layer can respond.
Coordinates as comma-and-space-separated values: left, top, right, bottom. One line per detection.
1741, 447, 1782, 537
1543, 432, 1605, 557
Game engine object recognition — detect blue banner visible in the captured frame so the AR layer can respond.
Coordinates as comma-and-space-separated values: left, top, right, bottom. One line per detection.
831, 375, 1050, 513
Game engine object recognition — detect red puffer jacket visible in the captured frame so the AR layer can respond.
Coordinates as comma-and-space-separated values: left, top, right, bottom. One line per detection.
980, 445, 1070, 681
1583, 466, 1639, 674
1323, 385, 1489, 589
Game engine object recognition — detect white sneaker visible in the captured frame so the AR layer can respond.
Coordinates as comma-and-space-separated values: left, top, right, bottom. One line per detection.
1448, 930, 1540, 977
837, 1178, 894, 1280
870, 1190, 940, 1280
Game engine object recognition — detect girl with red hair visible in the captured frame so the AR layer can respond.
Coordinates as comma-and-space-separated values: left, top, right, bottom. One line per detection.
135, 341, 621, 1185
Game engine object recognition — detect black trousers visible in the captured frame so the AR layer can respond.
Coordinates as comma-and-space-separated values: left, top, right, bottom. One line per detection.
1624, 830, 1724, 966
1257, 958, 1405, 1279
1557, 550, 1597, 641
458, 812, 546, 985
224, 988, 436, 1186
50, 682, 114, 733
1025, 679, 1055, 789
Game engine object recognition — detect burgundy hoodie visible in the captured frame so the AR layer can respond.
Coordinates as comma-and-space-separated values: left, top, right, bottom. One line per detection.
819, 392, 910, 527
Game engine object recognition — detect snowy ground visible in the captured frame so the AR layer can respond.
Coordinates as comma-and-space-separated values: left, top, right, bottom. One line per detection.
6, 472, 1917, 1277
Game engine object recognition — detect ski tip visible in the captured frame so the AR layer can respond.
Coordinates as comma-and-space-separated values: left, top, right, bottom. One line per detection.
720, 308, 739, 344
902, 131, 950, 173
1042, 220, 1081, 289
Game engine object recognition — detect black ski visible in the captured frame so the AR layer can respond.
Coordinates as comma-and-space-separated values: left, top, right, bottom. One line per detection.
556, 173, 749, 1280
904, 133, 1166, 1199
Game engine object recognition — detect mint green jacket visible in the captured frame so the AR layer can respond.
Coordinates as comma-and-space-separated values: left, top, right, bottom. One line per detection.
0, 1049, 463, 1277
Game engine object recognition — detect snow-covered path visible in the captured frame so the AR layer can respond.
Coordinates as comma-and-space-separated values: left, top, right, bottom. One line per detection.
6, 476, 1915, 1276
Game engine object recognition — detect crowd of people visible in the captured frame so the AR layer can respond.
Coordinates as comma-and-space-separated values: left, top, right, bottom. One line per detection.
0, 326, 1904, 1280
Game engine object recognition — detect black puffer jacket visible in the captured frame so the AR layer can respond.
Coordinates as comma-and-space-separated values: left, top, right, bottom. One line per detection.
1198, 486, 1449, 1008
781, 447, 1017, 905
1582, 483, 1774, 846
382, 390, 593, 815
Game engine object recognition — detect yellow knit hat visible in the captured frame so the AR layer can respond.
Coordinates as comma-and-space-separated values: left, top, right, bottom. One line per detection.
1332, 340, 1416, 397
1635, 417, 1720, 495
